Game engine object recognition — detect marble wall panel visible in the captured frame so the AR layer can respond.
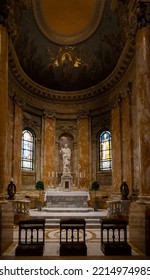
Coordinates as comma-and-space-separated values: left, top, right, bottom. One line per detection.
43, 117, 55, 187
78, 118, 90, 188
111, 104, 122, 194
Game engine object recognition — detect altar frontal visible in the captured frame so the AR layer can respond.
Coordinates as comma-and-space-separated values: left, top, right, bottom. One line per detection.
45, 190, 90, 208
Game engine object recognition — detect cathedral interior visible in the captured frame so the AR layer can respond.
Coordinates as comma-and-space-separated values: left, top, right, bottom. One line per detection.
0, 0, 150, 258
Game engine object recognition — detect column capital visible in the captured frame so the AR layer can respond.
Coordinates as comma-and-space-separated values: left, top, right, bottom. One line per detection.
77, 110, 89, 120
0, 0, 10, 27
43, 109, 56, 120
127, 1, 150, 38
137, 1, 150, 29
111, 82, 132, 108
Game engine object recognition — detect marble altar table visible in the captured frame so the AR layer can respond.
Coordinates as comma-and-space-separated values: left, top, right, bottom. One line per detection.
45, 190, 90, 208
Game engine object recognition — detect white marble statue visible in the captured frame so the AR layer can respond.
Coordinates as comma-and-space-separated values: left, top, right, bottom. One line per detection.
60, 143, 71, 174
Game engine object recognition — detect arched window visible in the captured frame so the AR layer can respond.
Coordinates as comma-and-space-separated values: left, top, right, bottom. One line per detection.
21, 129, 34, 170
99, 130, 112, 170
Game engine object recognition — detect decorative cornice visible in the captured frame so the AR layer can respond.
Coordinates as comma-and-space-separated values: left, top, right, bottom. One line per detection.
8, 37, 135, 104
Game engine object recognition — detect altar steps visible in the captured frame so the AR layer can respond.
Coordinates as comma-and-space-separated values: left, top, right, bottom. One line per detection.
45, 218, 102, 228
43, 207, 94, 213
29, 208, 107, 229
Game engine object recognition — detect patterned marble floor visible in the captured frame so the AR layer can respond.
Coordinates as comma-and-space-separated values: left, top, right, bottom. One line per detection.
3, 226, 141, 257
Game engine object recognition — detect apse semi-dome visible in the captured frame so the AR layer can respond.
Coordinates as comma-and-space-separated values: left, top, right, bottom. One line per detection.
9, 0, 130, 94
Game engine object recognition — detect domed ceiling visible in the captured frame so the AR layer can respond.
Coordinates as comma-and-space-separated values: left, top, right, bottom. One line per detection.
9, 0, 131, 94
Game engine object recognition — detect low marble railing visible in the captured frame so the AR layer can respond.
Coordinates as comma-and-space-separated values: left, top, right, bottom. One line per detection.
107, 200, 130, 218
13, 200, 31, 215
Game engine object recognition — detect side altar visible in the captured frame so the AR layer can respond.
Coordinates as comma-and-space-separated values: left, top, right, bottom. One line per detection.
45, 190, 90, 208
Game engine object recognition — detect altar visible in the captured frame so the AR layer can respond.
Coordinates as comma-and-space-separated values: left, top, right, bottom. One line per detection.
45, 190, 90, 208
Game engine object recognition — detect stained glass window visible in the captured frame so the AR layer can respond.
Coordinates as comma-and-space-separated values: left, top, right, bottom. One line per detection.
100, 131, 112, 170
21, 130, 34, 170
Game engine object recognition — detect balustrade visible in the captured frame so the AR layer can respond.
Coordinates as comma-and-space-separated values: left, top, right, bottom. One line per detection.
13, 200, 31, 214
13, 200, 31, 224
107, 200, 130, 220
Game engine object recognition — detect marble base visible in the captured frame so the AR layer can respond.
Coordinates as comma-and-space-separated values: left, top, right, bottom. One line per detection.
0, 201, 14, 255
129, 201, 150, 255
45, 190, 90, 208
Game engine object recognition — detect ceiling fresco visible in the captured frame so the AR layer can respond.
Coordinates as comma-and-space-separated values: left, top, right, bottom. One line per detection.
10, 0, 127, 92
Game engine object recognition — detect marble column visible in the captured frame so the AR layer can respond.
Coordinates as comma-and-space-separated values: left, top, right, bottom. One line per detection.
0, 24, 8, 196
77, 112, 90, 189
135, 2, 150, 198
12, 102, 23, 191
121, 89, 133, 193
111, 101, 122, 196
129, 1, 150, 256
43, 113, 56, 187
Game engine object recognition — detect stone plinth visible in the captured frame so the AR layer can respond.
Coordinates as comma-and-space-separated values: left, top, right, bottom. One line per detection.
45, 190, 90, 208
0, 201, 14, 255
61, 174, 73, 189
129, 201, 150, 256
